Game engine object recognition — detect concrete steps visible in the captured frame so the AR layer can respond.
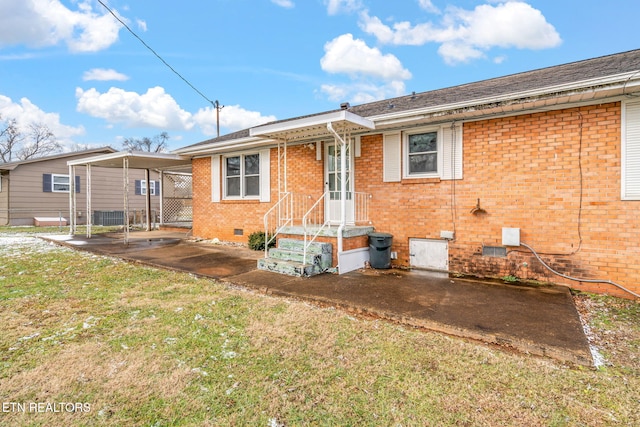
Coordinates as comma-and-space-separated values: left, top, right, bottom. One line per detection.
257, 238, 332, 277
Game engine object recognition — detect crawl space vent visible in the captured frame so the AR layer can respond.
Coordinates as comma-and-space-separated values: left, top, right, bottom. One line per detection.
482, 246, 507, 258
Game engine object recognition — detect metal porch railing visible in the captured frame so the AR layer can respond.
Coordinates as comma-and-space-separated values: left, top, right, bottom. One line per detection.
302, 191, 372, 268
263, 192, 312, 257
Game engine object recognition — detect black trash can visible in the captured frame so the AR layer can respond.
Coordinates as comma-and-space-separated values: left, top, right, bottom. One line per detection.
368, 232, 393, 269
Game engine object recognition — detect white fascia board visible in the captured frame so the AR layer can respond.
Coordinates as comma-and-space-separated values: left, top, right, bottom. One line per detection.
173, 136, 269, 156
179, 137, 278, 157
368, 72, 640, 125
250, 110, 374, 138
66, 151, 189, 168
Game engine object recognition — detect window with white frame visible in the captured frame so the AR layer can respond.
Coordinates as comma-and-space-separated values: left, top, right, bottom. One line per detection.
43, 173, 79, 193
141, 180, 156, 196
404, 129, 439, 178
383, 124, 462, 183
52, 174, 70, 192
225, 153, 260, 198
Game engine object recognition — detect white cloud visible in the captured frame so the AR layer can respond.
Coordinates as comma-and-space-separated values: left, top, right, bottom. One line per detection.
321, 34, 412, 81
0, 0, 122, 52
325, 0, 362, 15
75, 86, 194, 130
321, 80, 406, 104
319, 34, 410, 104
75, 86, 275, 136
271, 0, 295, 8
418, 0, 440, 14
0, 95, 85, 147
82, 68, 130, 82
136, 19, 148, 32
193, 105, 277, 136
359, 1, 561, 64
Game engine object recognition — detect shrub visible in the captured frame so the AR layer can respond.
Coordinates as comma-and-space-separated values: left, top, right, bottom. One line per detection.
248, 231, 275, 251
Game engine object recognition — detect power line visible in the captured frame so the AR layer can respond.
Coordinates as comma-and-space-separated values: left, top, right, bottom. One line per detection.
96, 0, 224, 136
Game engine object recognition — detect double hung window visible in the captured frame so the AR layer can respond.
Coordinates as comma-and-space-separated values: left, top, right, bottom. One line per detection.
407, 131, 438, 176
225, 153, 260, 198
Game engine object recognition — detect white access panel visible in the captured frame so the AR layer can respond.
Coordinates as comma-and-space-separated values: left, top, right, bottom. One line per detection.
409, 238, 449, 271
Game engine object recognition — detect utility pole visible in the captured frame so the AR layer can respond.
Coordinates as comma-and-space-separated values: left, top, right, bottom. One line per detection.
214, 100, 224, 138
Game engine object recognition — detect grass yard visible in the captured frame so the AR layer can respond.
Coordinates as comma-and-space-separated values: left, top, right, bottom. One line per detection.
1, 232, 639, 426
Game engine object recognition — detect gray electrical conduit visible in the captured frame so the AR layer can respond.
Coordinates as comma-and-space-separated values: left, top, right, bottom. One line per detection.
520, 242, 640, 299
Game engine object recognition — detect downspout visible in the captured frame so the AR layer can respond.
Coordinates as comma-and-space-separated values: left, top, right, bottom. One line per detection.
327, 122, 346, 267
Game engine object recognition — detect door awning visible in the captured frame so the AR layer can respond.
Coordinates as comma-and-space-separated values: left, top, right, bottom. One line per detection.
250, 110, 375, 142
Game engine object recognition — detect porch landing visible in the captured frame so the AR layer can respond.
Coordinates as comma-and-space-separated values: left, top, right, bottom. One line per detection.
278, 225, 374, 238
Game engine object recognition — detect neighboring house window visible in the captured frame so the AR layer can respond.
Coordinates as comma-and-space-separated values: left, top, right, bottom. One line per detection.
135, 180, 159, 196
225, 153, 260, 198
42, 174, 80, 193
406, 130, 438, 177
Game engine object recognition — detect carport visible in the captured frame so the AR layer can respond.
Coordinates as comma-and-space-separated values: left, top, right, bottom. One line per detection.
67, 151, 192, 244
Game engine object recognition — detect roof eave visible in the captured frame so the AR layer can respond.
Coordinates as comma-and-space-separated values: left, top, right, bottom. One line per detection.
371, 72, 640, 127
173, 136, 274, 157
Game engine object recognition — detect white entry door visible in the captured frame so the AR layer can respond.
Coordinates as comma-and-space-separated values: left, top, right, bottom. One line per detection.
409, 238, 449, 271
325, 142, 354, 225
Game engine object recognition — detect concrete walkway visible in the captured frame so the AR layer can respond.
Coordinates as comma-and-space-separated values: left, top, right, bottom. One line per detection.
43, 231, 593, 366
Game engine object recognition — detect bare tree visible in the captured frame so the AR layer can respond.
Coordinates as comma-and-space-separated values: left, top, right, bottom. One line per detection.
17, 123, 61, 160
122, 132, 169, 153
0, 115, 61, 163
0, 117, 23, 163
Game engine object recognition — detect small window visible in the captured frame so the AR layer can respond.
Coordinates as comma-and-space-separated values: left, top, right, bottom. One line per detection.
224, 153, 261, 199
135, 180, 158, 196
43, 174, 79, 193
404, 129, 439, 178
141, 180, 156, 196
52, 174, 70, 192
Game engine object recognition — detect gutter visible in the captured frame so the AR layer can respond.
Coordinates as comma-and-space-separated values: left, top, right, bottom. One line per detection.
369, 72, 640, 127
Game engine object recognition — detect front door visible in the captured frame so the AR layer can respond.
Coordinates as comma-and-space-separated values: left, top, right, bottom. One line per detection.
325, 141, 354, 225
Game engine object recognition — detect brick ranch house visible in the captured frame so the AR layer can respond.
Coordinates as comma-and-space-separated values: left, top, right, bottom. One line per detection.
175, 49, 640, 299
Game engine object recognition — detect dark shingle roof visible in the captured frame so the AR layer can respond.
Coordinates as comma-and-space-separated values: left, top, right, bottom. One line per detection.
180, 49, 640, 151
351, 48, 640, 118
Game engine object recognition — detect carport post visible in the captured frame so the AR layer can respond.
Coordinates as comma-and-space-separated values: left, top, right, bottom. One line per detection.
145, 168, 151, 231
159, 171, 164, 226
123, 157, 129, 245
68, 164, 76, 235
86, 163, 92, 238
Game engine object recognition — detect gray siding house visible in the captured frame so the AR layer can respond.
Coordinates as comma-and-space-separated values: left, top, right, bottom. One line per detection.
0, 148, 161, 226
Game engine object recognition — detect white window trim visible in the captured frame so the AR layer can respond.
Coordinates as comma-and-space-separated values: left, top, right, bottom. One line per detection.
223, 151, 261, 200
140, 179, 156, 196
52, 174, 70, 193
403, 126, 442, 179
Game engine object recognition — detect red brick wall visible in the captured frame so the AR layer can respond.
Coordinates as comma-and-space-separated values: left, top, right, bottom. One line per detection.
192, 144, 324, 242
356, 102, 640, 298
192, 102, 640, 298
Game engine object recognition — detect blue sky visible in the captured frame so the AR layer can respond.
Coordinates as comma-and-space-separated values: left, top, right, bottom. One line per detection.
0, 0, 638, 152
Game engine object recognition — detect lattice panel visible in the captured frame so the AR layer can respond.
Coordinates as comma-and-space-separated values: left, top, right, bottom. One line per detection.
162, 173, 193, 223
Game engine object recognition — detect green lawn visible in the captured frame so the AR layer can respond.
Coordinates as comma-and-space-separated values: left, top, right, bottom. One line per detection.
1, 232, 638, 426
